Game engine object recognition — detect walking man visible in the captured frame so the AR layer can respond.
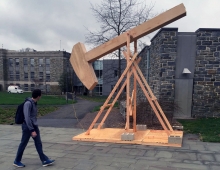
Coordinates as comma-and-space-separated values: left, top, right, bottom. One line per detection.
13, 89, 55, 167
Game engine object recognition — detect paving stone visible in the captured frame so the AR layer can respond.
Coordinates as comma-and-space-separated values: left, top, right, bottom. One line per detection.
155, 151, 172, 158
144, 150, 157, 157
128, 148, 146, 156
214, 154, 220, 161
206, 145, 220, 152
92, 165, 120, 170
172, 152, 197, 160
108, 148, 130, 154
135, 160, 170, 167
64, 153, 92, 159
189, 144, 206, 151
170, 162, 209, 170
148, 166, 178, 170
74, 145, 93, 152
211, 165, 220, 170
158, 158, 182, 162
110, 161, 130, 168
197, 153, 215, 161
87, 146, 112, 153
112, 157, 137, 164
74, 162, 96, 170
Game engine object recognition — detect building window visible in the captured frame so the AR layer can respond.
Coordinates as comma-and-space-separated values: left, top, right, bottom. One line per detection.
9, 71, 14, 81
39, 59, 43, 65
31, 72, 35, 79
16, 74, 20, 81
95, 70, 102, 78
39, 84, 44, 90
24, 84, 28, 91
114, 70, 118, 78
46, 72, 50, 82
15, 58, 19, 65
30, 58, 35, 72
31, 84, 35, 91
94, 84, 102, 96
39, 72, 43, 81
9, 58, 13, 66
23, 58, 28, 65
24, 73, 28, 81
46, 58, 50, 65
39, 65, 43, 72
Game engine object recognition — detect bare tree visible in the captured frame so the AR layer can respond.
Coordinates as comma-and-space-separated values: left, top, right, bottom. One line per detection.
85, 0, 155, 83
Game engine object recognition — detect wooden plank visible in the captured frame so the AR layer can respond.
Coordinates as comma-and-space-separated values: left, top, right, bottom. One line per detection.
98, 79, 127, 129
133, 62, 173, 131
85, 4, 186, 62
126, 32, 131, 130
70, 43, 98, 90
133, 65, 137, 132
85, 53, 138, 135
132, 70, 170, 135
73, 128, 183, 147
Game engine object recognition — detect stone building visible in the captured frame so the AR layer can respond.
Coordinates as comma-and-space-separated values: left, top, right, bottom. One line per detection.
0, 49, 71, 94
138, 27, 220, 118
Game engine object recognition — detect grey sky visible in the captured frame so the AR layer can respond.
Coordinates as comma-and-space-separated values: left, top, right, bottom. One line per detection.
1, 0, 220, 53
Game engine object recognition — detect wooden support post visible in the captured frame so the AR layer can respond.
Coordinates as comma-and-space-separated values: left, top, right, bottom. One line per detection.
133, 62, 173, 131
126, 32, 131, 130
98, 79, 128, 129
132, 67, 170, 135
133, 40, 137, 132
85, 53, 138, 135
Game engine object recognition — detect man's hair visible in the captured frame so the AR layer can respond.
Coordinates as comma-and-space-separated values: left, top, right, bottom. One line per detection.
32, 89, 42, 99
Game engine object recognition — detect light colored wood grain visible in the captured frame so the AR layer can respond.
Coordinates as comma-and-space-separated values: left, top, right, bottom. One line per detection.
73, 128, 183, 147
69, 43, 98, 90
85, 4, 186, 62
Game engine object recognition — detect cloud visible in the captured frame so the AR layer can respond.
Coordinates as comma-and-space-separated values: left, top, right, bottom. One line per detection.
0, 0, 220, 52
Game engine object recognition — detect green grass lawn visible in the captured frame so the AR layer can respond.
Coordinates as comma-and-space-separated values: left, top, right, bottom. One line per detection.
178, 117, 220, 143
0, 91, 76, 125
0, 106, 59, 125
0, 91, 75, 105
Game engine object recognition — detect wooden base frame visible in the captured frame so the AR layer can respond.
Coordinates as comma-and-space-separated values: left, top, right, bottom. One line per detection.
73, 128, 183, 147
72, 33, 183, 147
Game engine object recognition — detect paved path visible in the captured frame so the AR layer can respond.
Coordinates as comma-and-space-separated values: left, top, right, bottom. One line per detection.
0, 125, 220, 170
37, 98, 102, 128
1, 98, 220, 169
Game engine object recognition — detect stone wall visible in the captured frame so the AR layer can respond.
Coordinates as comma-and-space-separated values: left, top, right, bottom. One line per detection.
193, 28, 220, 117
149, 28, 178, 102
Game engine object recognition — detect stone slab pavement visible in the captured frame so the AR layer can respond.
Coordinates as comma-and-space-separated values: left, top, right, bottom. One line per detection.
0, 124, 220, 170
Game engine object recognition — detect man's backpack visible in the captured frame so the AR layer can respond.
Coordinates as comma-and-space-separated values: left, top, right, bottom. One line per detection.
15, 100, 32, 124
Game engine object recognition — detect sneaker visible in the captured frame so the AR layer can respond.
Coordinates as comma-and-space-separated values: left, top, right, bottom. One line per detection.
42, 159, 55, 167
13, 161, 25, 168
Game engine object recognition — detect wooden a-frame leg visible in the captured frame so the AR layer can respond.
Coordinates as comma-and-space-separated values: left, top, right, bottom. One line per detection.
133, 40, 137, 132
133, 62, 173, 131
98, 76, 128, 130
85, 52, 138, 135
132, 68, 170, 135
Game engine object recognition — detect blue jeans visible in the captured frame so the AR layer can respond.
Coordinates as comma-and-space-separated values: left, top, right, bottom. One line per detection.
15, 123, 48, 162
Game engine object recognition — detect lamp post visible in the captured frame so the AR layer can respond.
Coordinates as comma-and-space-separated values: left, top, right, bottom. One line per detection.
45, 62, 47, 95
65, 52, 68, 103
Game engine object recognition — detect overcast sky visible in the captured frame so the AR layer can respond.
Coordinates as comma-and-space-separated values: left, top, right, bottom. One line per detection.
1, 0, 220, 53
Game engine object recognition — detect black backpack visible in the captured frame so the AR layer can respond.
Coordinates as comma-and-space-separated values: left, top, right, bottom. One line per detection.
15, 100, 33, 124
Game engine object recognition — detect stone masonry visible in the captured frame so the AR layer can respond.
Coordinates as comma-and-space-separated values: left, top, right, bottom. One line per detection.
193, 28, 220, 117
